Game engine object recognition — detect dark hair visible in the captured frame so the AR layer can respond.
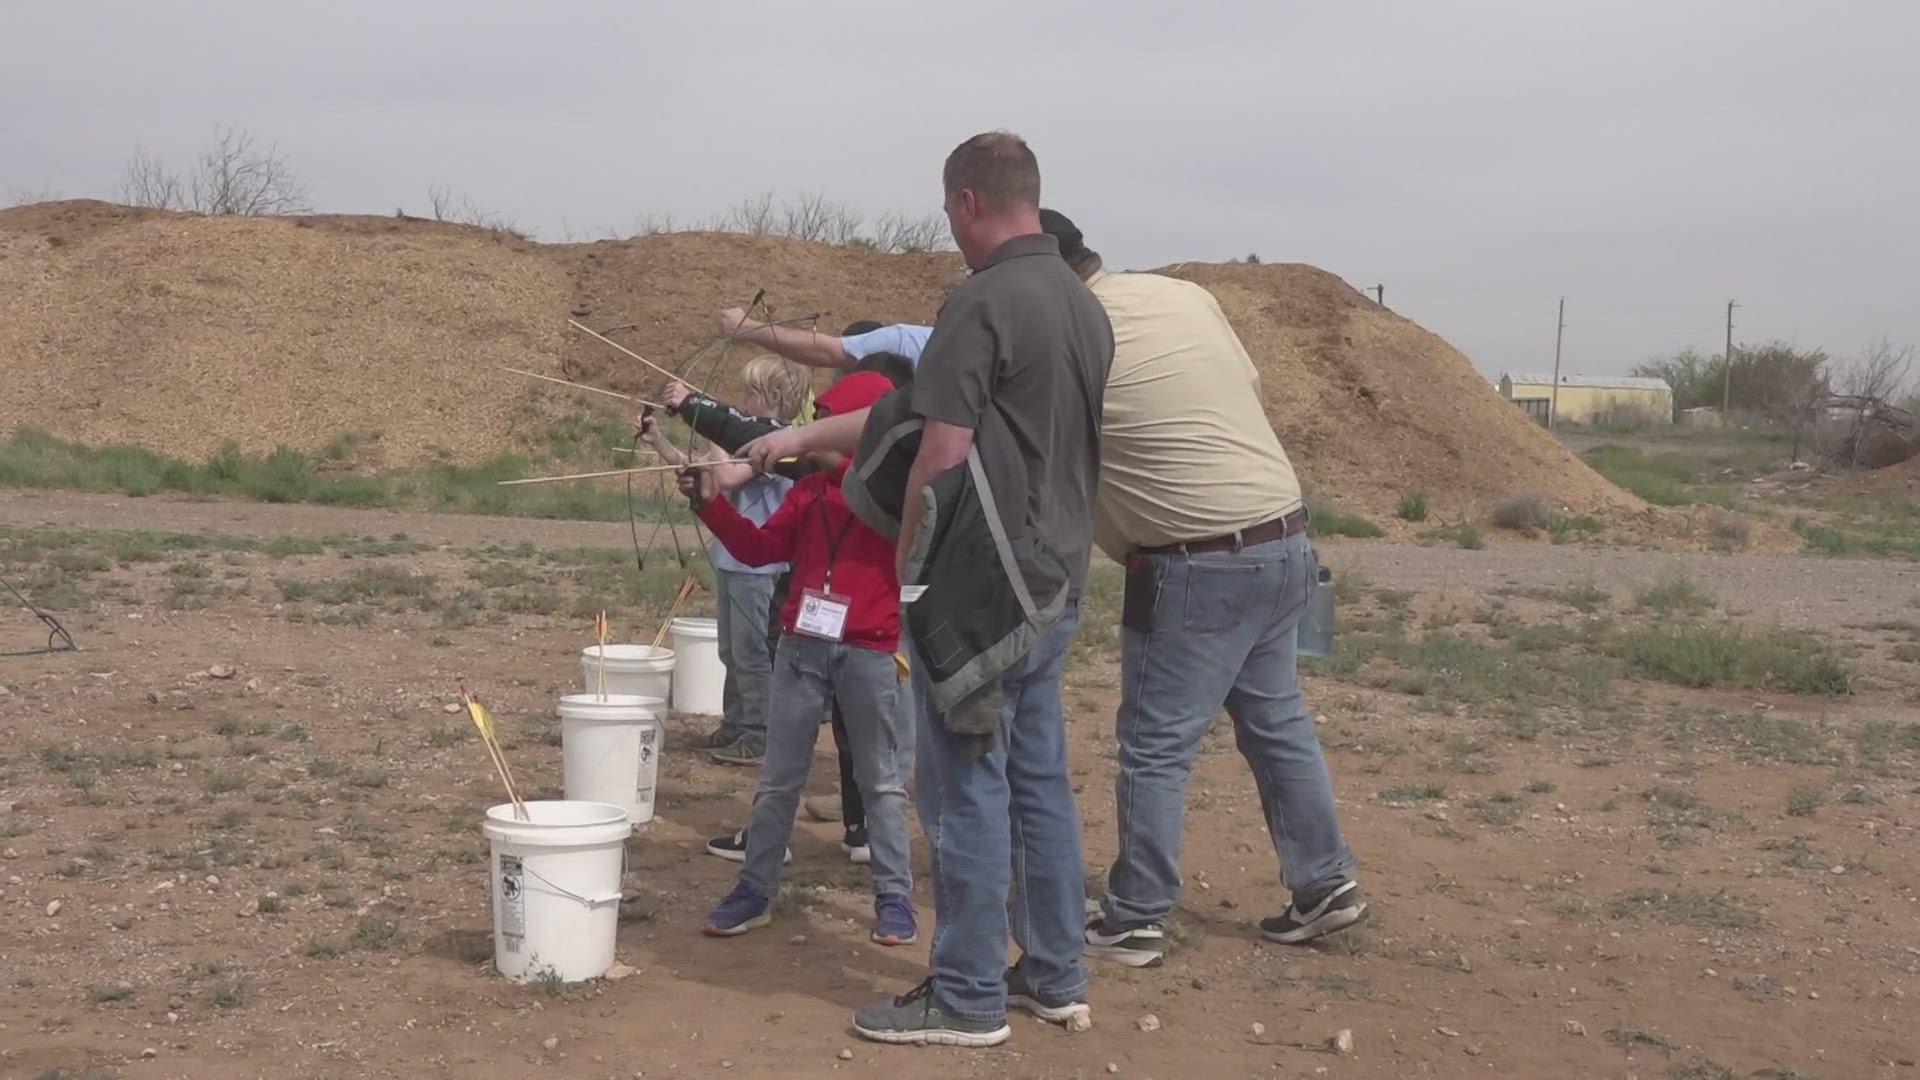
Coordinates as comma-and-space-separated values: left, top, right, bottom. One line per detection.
845, 350, 914, 389
942, 131, 1040, 211
1039, 207, 1101, 278
841, 319, 884, 337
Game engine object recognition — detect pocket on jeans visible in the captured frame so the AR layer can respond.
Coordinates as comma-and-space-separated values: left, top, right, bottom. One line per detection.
1182, 562, 1265, 632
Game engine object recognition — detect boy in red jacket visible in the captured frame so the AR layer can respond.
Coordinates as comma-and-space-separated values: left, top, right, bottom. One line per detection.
679, 372, 917, 946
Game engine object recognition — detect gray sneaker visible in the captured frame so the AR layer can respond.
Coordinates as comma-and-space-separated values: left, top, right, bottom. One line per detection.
709, 738, 766, 767
1005, 965, 1089, 1027
853, 980, 1011, 1048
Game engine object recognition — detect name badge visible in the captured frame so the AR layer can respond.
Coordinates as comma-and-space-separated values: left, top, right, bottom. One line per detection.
795, 588, 852, 642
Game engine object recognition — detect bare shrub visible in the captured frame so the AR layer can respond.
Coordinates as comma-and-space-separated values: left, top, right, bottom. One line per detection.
188, 126, 311, 216
779, 191, 864, 245
1822, 339, 1918, 468
1709, 512, 1753, 545
725, 191, 779, 235
868, 211, 950, 253
426, 185, 530, 239
119, 128, 309, 216
119, 147, 183, 209
1491, 494, 1559, 532
636, 191, 951, 252
5, 187, 62, 207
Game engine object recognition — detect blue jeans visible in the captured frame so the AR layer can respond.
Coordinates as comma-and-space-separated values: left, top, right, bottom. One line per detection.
740, 635, 913, 898
916, 603, 1086, 1023
715, 569, 778, 745
1104, 533, 1356, 929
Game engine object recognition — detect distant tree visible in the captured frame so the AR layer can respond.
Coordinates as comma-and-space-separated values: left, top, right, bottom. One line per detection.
1634, 342, 1829, 420
117, 127, 309, 216
1633, 347, 1718, 410
1731, 341, 1829, 421
119, 146, 183, 209
867, 211, 949, 253
426, 184, 530, 239
188, 126, 310, 216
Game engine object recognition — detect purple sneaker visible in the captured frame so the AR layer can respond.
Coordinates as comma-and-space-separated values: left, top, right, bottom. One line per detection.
703, 883, 771, 937
871, 892, 918, 946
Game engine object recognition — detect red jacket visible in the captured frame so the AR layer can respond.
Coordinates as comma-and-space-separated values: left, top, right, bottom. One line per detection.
696, 463, 901, 653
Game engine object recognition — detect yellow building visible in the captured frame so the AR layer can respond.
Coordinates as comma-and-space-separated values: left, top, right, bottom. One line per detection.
1498, 373, 1673, 427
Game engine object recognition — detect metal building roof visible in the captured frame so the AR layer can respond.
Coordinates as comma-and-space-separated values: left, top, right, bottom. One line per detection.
1501, 373, 1672, 392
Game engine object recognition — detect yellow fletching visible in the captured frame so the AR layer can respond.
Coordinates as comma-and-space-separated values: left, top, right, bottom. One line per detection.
466, 698, 496, 740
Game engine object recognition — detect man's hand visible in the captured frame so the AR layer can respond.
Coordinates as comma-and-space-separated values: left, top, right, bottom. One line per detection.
717, 307, 749, 337
740, 425, 806, 474
676, 465, 718, 507
661, 381, 694, 412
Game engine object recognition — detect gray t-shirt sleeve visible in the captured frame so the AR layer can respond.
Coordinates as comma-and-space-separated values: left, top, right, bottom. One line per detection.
910, 289, 997, 431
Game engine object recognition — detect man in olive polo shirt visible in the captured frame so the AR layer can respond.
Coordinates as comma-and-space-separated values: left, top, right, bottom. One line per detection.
1041, 212, 1366, 970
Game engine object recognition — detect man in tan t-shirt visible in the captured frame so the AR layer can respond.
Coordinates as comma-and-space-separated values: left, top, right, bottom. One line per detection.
1036, 211, 1367, 970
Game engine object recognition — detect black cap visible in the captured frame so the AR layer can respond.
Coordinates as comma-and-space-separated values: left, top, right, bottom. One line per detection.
841, 319, 884, 337
1039, 208, 1088, 262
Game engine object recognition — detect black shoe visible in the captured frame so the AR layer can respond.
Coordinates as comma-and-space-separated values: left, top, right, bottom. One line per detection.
842, 822, 870, 864
704, 830, 791, 865
1260, 880, 1368, 944
1084, 918, 1165, 968
1006, 966, 1090, 1026
709, 738, 766, 767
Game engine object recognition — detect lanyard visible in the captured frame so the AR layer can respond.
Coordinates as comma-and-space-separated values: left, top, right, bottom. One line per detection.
812, 492, 858, 592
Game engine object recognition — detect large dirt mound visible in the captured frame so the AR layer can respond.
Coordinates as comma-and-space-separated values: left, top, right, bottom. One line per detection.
1, 201, 1636, 519
1164, 261, 1641, 517
0, 201, 569, 468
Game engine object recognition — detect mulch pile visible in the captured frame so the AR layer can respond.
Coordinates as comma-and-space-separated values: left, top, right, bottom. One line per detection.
1, 200, 1640, 521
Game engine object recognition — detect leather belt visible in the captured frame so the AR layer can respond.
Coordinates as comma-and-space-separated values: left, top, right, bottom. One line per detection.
1135, 508, 1309, 556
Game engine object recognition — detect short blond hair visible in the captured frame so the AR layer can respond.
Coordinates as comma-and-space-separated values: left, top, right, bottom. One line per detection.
741, 355, 811, 420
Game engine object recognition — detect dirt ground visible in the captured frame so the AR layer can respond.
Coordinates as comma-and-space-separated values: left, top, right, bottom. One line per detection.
3, 492, 1918, 1080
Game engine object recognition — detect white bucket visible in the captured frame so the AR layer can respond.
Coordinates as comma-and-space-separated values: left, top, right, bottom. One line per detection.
668, 616, 723, 716
558, 694, 667, 824
581, 643, 675, 703
482, 800, 630, 983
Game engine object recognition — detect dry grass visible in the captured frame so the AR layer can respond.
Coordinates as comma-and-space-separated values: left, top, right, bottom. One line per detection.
1491, 493, 1560, 531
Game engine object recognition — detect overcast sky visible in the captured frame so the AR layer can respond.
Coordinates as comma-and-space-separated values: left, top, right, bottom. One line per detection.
5, 1, 1916, 379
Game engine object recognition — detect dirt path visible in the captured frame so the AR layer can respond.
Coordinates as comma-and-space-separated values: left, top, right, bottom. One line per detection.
8, 489, 1916, 631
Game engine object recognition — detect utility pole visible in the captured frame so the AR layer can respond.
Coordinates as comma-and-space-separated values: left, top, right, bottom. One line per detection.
1548, 297, 1566, 429
1722, 299, 1738, 415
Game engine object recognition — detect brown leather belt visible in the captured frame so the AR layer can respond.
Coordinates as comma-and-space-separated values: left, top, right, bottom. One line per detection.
1135, 508, 1309, 556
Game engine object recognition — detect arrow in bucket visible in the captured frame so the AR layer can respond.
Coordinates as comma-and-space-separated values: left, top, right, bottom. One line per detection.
460, 681, 527, 821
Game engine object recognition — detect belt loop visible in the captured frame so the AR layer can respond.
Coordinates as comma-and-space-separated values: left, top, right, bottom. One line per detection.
1232, 529, 1245, 552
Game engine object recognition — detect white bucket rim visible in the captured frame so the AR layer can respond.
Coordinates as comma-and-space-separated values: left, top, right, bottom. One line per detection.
483, 795, 633, 845
581, 643, 675, 663
669, 616, 719, 639
483, 799, 631, 830
558, 693, 666, 717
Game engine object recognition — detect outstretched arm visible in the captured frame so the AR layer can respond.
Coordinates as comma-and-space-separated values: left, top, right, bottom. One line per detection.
720, 307, 852, 370
739, 408, 870, 474
688, 475, 804, 568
